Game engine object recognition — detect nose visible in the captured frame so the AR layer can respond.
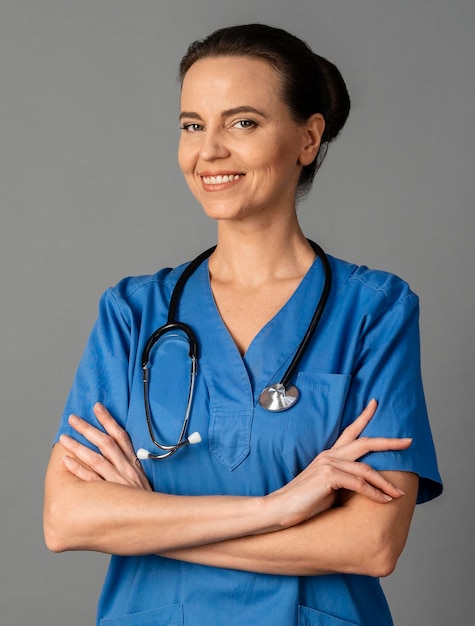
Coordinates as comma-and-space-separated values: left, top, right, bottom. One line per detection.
199, 128, 230, 161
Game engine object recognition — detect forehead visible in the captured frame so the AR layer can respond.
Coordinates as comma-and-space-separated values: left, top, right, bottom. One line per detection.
180, 56, 284, 111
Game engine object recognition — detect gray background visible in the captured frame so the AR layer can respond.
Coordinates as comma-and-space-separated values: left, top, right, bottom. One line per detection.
1, 0, 473, 624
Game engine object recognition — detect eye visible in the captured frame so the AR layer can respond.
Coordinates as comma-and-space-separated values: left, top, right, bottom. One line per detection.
233, 119, 256, 129
180, 123, 204, 133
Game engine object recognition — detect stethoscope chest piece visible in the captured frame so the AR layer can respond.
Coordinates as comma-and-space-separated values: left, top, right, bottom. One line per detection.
258, 383, 299, 412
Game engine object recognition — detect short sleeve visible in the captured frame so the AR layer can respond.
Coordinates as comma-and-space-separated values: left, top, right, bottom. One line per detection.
341, 285, 442, 504
54, 287, 132, 450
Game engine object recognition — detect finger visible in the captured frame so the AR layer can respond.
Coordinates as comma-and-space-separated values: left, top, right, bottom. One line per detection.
67, 407, 133, 460
93, 403, 138, 461
334, 435, 413, 461
302, 435, 412, 483
91, 406, 149, 481
59, 433, 119, 481
329, 467, 398, 503
332, 399, 378, 448
294, 458, 405, 504
326, 431, 412, 463
62, 422, 151, 489
330, 459, 406, 499
68, 413, 130, 470
294, 442, 410, 498
62, 454, 103, 483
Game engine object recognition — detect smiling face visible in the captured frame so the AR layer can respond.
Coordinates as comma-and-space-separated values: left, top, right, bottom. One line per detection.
178, 56, 323, 226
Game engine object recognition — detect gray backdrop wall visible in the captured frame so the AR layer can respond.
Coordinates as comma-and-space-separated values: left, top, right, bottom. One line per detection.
1, 0, 473, 624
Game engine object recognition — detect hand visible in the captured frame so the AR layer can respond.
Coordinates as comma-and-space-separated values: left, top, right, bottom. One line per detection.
267, 400, 412, 528
59, 403, 152, 492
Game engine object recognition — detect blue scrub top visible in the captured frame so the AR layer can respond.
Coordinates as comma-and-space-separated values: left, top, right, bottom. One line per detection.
56, 253, 442, 626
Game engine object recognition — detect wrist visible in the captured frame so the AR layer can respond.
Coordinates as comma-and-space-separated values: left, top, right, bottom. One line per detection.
255, 493, 288, 532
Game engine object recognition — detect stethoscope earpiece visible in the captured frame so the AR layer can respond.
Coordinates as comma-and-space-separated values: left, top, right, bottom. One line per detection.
137, 448, 151, 460
136, 431, 202, 461
187, 431, 202, 444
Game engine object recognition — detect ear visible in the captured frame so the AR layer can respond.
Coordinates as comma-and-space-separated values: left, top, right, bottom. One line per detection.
298, 114, 325, 166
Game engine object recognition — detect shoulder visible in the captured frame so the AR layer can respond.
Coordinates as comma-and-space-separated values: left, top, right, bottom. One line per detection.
115, 262, 189, 297
328, 254, 418, 311
96, 261, 191, 322
328, 254, 416, 298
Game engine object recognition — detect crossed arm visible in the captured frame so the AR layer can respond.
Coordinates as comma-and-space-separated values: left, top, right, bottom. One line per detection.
44, 401, 418, 577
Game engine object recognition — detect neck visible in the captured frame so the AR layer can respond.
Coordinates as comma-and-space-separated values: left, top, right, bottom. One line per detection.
209, 216, 316, 287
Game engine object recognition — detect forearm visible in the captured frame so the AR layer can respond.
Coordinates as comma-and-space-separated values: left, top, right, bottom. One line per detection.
161, 472, 418, 577
162, 508, 387, 577
162, 512, 341, 576
45, 404, 414, 562
44, 444, 277, 555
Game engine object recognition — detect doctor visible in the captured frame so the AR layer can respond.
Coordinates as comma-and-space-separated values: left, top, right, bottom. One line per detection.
44, 24, 442, 625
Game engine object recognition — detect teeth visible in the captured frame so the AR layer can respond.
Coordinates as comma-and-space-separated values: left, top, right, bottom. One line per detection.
202, 174, 241, 184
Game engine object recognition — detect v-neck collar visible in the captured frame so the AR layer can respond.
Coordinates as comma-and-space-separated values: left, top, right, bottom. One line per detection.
177, 255, 325, 409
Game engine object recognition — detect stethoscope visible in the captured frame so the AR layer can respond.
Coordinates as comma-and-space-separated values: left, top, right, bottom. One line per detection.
137, 240, 332, 460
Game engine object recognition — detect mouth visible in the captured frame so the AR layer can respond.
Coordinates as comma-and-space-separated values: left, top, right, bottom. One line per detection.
199, 172, 245, 191
201, 173, 243, 185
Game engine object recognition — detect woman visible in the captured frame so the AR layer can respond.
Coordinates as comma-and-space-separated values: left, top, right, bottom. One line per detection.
44, 24, 442, 625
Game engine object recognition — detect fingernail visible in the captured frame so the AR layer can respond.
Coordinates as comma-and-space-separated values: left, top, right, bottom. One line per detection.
383, 494, 393, 501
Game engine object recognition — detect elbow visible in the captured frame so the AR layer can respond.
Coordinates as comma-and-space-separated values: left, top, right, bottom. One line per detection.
362, 533, 406, 578
44, 529, 67, 554
43, 502, 70, 553
43, 456, 90, 553
44, 524, 66, 554
43, 494, 81, 553
43, 446, 98, 553
369, 547, 399, 578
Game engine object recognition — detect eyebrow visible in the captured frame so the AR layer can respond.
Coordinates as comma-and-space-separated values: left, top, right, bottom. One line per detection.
179, 106, 268, 121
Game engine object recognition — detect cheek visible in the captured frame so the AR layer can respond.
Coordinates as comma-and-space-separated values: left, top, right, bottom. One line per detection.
177, 147, 188, 175
177, 142, 196, 177
260, 134, 301, 170
264, 149, 300, 184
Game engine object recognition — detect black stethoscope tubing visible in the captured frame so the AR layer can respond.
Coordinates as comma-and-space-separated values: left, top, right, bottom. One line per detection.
279, 240, 331, 389
139, 239, 332, 459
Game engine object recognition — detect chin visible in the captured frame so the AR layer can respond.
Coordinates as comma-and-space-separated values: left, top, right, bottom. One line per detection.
198, 199, 249, 221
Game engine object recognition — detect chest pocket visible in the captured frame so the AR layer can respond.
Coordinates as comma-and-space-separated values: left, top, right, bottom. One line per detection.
282, 373, 351, 477
208, 407, 253, 470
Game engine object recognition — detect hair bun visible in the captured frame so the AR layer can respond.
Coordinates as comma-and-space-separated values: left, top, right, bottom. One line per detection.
313, 54, 350, 143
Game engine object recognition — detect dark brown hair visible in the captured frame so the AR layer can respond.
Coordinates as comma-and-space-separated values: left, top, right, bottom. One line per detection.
179, 24, 350, 197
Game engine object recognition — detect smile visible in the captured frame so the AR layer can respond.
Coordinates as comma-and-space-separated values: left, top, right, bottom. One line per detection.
202, 174, 243, 185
